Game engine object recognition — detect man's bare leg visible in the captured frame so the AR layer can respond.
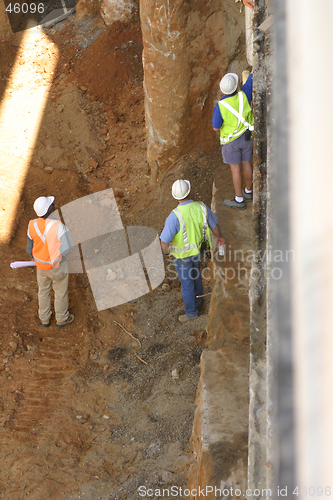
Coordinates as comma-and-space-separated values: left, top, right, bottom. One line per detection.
242, 160, 253, 191
223, 163, 246, 209
230, 164, 243, 197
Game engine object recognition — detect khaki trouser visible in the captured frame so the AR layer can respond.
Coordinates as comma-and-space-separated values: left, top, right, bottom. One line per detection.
36, 262, 69, 324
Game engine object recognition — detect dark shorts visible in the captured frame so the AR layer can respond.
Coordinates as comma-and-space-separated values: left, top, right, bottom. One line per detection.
222, 133, 253, 165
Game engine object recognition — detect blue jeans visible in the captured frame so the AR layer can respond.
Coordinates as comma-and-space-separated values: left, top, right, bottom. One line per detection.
173, 254, 203, 318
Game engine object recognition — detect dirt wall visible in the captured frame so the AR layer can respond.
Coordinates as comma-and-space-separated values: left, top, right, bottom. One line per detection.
140, 0, 248, 180
0, 2, 13, 41
76, 0, 101, 21
76, 0, 139, 25
100, 0, 138, 26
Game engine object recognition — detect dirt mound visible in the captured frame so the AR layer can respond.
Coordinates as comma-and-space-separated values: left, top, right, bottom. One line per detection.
52, 20, 143, 106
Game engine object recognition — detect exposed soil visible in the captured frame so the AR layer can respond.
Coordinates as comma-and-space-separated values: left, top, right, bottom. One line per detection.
0, 15, 223, 500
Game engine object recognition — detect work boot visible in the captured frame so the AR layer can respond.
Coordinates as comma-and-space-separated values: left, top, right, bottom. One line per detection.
242, 189, 253, 201
56, 313, 75, 329
178, 314, 197, 323
41, 320, 50, 328
223, 198, 246, 210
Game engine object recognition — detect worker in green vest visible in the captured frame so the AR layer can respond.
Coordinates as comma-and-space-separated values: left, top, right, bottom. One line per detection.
212, 72, 254, 209
160, 180, 224, 323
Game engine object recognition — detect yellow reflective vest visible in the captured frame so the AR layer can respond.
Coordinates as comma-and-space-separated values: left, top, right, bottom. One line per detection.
218, 90, 254, 145
169, 202, 212, 259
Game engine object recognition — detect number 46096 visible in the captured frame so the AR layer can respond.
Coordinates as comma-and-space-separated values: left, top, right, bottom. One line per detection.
6, 3, 45, 14
293, 486, 331, 496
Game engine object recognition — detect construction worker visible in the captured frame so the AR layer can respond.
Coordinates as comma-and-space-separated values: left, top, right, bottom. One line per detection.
26, 196, 74, 328
160, 180, 225, 323
213, 72, 254, 209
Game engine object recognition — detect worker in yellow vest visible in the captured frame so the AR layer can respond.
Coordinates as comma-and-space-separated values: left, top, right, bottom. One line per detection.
213, 72, 254, 209
26, 196, 74, 328
160, 180, 225, 323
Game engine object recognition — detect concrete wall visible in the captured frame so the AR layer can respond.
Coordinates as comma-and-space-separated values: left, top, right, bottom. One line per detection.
247, 0, 270, 496
249, 0, 333, 495
247, 0, 296, 495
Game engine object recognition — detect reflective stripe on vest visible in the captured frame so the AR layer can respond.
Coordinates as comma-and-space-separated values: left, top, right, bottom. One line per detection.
29, 218, 62, 269
33, 255, 61, 266
33, 218, 58, 244
219, 91, 254, 144
169, 202, 212, 256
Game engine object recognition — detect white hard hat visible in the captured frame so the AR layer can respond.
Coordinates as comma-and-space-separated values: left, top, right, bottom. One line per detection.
172, 180, 191, 200
219, 73, 238, 95
33, 196, 55, 217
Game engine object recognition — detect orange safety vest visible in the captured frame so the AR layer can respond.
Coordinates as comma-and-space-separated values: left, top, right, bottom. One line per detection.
28, 218, 62, 270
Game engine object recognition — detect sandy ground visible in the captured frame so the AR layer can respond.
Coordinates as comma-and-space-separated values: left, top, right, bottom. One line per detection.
0, 14, 250, 500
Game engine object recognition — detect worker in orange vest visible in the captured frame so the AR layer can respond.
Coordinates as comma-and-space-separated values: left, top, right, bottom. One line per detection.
26, 196, 74, 328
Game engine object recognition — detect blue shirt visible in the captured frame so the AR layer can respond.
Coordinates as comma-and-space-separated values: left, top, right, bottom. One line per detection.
160, 200, 218, 244
212, 73, 253, 129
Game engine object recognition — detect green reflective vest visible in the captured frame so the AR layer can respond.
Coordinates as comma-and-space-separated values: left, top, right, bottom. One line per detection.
218, 90, 254, 145
169, 202, 212, 259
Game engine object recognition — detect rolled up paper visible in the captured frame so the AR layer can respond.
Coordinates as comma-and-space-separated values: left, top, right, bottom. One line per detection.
10, 261, 36, 269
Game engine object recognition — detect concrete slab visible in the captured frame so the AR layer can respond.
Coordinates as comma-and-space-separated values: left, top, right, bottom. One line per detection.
189, 154, 253, 498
